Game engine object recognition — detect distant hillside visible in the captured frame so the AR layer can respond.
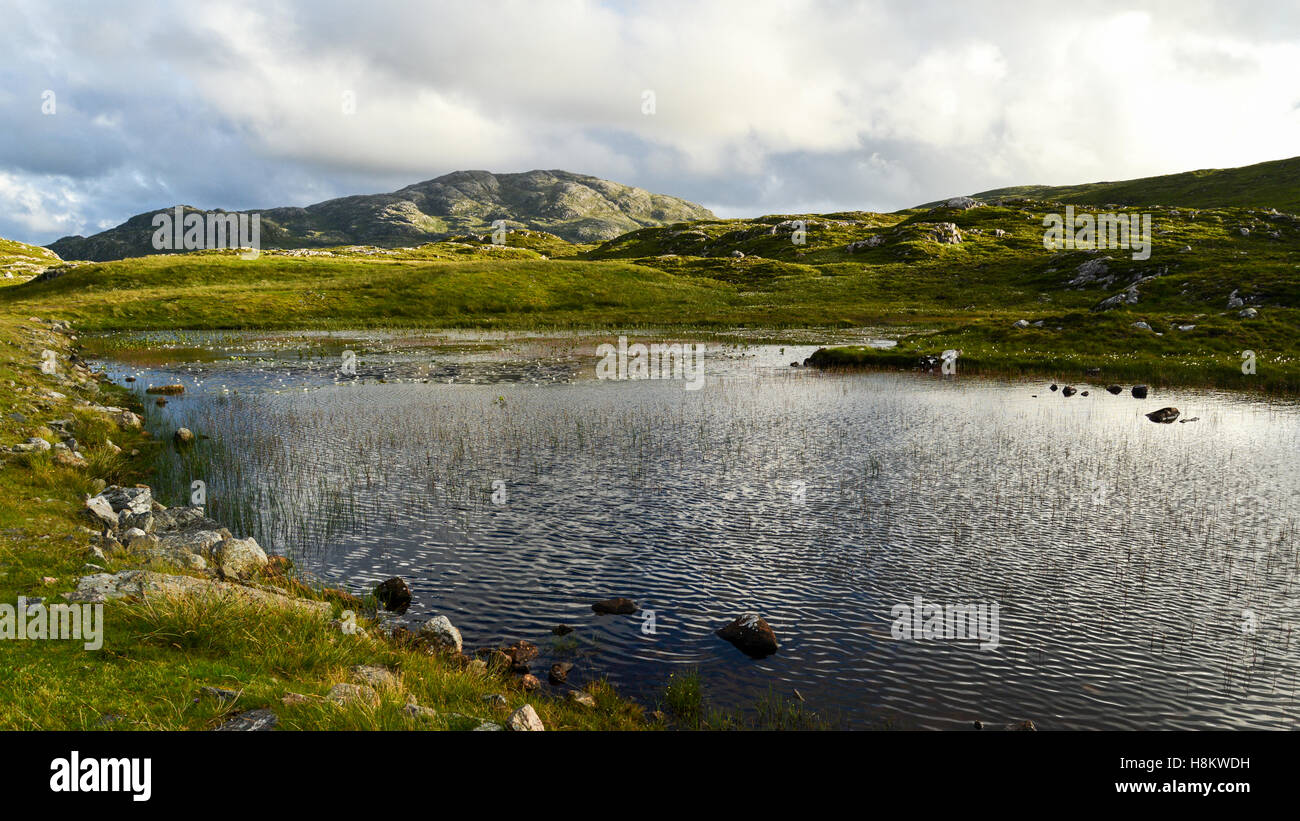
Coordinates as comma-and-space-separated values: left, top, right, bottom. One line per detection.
964, 155, 1300, 211
0, 238, 63, 280
47, 170, 715, 261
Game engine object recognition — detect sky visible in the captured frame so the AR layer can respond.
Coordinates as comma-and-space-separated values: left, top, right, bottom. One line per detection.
2, 0, 1300, 246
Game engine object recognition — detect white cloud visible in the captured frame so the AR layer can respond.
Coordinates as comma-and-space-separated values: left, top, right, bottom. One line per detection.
1, 0, 1299, 243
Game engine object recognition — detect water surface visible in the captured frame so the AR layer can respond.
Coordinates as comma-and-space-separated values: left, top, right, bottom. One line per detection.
93, 329, 1300, 729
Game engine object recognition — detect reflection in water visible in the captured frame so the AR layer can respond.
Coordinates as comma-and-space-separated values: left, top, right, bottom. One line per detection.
95, 331, 1300, 729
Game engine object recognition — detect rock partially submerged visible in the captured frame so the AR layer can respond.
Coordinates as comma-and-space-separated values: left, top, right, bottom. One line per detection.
1145, 407, 1180, 424
1131, 385, 1149, 399
374, 576, 412, 612
716, 613, 779, 658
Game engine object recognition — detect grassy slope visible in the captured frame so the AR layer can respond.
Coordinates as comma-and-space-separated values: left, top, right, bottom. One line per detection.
970, 155, 1300, 212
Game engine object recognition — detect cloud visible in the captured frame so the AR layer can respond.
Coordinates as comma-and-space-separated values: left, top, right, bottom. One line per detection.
0, 0, 1298, 244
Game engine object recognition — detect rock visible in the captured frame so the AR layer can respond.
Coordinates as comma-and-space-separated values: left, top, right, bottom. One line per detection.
716, 613, 779, 658
280, 692, 314, 706
418, 615, 463, 654
1239, 307, 1258, 318
926, 222, 963, 244
944, 196, 980, 209
1131, 321, 1152, 331
520, 674, 541, 691
1061, 385, 1077, 397
146, 384, 185, 395
1049, 384, 1058, 392
482, 694, 507, 709
68, 570, 330, 617
213, 709, 277, 732
155, 529, 226, 555
327, 682, 379, 706
402, 703, 438, 720
567, 690, 597, 709
1106, 385, 1123, 395
1080, 391, 1089, 397
374, 577, 412, 613
552, 624, 574, 636
506, 704, 545, 731
548, 662, 573, 685
1145, 407, 1180, 424
466, 659, 488, 675
1131, 385, 1149, 399
350, 665, 399, 689
82, 495, 119, 530
199, 685, 239, 702
173, 427, 195, 446
52, 449, 88, 468
592, 597, 637, 615
212, 537, 268, 580
1068, 257, 1113, 287
98, 485, 153, 515
1011, 319, 1030, 329
473, 721, 505, 731
730, 250, 744, 259
845, 235, 885, 252
1227, 290, 1244, 309
114, 410, 143, 430
503, 640, 539, 664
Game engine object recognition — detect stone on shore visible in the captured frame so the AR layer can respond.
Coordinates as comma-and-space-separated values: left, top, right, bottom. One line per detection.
418, 615, 463, 653
506, 704, 545, 731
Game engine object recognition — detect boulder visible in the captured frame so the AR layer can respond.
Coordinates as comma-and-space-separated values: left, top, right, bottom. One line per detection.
1145, 407, 1180, 424
98, 485, 153, 515
350, 665, 399, 689
1239, 307, 1258, 319
1131, 385, 1149, 399
173, 427, 195, 446
374, 577, 412, 612
212, 537, 268, 580
418, 615, 463, 654
327, 682, 379, 706
716, 613, 779, 658
506, 704, 545, 731
1106, 385, 1123, 395
1061, 385, 1077, 397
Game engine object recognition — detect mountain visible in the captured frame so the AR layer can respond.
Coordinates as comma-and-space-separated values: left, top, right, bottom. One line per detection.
47, 170, 716, 261
963, 155, 1300, 212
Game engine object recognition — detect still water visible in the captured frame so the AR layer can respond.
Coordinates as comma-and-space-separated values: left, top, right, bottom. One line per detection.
92, 330, 1300, 729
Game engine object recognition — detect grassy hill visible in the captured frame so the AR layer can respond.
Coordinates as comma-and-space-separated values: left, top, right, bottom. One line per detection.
968, 155, 1300, 212
47, 170, 716, 262
0, 238, 64, 281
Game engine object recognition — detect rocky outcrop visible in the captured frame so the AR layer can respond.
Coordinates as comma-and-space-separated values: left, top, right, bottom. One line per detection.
68, 570, 331, 617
